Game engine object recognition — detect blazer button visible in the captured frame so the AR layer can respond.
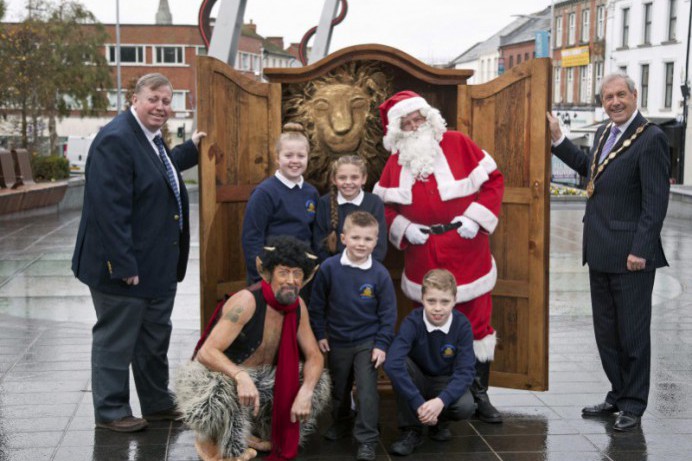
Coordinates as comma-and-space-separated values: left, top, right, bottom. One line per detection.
174, 214, 180, 221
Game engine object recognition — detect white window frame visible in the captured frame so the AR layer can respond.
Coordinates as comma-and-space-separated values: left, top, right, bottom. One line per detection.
622, 8, 630, 47
595, 61, 604, 95
555, 16, 563, 47
172, 90, 187, 112
579, 65, 591, 103
154, 46, 185, 65
668, 0, 678, 41
640, 64, 649, 109
568, 13, 576, 45
581, 9, 590, 42
554, 66, 562, 103
107, 45, 145, 65
643, 3, 652, 45
596, 6, 605, 39
664, 62, 674, 109
566, 68, 574, 103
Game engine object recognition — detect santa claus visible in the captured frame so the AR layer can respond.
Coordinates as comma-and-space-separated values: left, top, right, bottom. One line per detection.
374, 90, 504, 423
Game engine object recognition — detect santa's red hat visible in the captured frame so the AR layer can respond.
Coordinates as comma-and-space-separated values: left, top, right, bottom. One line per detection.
379, 91, 431, 135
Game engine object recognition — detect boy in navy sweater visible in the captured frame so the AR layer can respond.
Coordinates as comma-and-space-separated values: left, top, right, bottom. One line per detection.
309, 211, 397, 461
384, 269, 476, 457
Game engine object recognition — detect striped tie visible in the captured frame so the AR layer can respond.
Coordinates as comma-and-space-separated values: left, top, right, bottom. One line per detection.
599, 126, 620, 163
153, 135, 183, 231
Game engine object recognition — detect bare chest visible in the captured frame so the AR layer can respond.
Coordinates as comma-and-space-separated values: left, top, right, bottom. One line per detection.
242, 307, 284, 366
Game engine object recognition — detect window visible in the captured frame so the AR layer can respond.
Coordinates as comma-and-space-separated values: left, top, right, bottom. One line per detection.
525, 52, 530, 61
509, 55, 513, 68
172, 91, 186, 112
566, 68, 574, 103
107, 91, 126, 111
554, 66, 562, 103
581, 9, 590, 42
668, 0, 678, 41
155, 46, 184, 64
555, 16, 563, 47
596, 6, 605, 39
579, 65, 591, 103
640, 64, 649, 109
622, 8, 630, 47
107, 45, 145, 64
517, 54, 522, 65
643, 3, 652, 45
664, 63, 674, 108
619, 65, 628, 74
196, 46, 207, 56
568, 13, 576, 44
595, 61, 604, 95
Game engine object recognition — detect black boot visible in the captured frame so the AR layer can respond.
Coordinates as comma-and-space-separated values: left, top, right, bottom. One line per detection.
471, 360, 502, 423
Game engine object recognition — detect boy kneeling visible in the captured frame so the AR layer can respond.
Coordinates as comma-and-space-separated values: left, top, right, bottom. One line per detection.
384, 269, 476, 456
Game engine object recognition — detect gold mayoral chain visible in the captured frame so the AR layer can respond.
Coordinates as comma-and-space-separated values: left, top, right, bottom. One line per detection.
586, 122, 651, 198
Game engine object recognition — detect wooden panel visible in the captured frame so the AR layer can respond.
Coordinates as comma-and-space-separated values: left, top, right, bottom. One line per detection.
457, 59, 551, 391
197, 56, 282, 330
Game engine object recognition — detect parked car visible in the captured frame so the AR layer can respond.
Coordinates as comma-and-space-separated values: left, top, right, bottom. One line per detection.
64, 134, 96, 173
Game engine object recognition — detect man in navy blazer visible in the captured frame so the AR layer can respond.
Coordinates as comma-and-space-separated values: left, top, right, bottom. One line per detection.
72, 73, 205, 432
547, 73, 670, 431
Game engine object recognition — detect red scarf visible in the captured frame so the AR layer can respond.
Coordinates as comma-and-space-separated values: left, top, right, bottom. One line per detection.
262, 280, 301, 461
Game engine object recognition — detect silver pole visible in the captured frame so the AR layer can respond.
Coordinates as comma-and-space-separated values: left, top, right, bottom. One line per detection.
116, 0, 122, 114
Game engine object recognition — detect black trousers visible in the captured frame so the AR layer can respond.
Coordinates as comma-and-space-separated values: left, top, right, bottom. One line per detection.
589, 268, 656, 416
395, 358, 475, 430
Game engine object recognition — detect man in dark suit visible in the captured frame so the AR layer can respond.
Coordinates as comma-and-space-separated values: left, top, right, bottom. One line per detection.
547, 73, 670, 431
72, 73, 205, 432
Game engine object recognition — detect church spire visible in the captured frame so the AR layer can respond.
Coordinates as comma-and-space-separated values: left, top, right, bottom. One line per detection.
155, 0, 172, 25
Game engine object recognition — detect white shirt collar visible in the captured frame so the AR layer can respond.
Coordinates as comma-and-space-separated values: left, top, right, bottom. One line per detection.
423, 312, 453, 334
274, 170, 304, 189
340, 250, 372, 270
130, 106, 161, 141
337, 190, 364, 206
613, 109, 639, 136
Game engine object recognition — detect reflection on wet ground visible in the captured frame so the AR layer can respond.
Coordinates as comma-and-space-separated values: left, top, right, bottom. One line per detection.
1, 198, 691, 460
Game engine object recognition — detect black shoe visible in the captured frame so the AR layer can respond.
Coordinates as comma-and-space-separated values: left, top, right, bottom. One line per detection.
389, 430, 422, 456
428, 423, 451, 442
613, 411, 641, 431
356, 442, 377, 461
582, 401, 618, 417
323, 421, 353, 441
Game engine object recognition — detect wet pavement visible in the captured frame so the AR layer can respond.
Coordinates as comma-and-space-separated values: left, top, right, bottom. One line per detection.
1, 194, 691, 461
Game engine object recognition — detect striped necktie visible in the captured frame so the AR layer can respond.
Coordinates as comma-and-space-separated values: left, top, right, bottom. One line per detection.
599, 126, 620, 163
153, 135, 183, 231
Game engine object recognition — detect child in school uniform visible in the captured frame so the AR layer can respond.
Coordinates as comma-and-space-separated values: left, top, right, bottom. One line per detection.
313, 155, 387, 262
309, 211, 397, 461
241, 123, 319, 284
384, 269, 476, 457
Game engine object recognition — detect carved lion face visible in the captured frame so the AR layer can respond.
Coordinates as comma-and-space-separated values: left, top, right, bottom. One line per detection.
283, 62, 392, 192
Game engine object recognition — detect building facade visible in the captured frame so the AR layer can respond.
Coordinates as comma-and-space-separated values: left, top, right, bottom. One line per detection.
605, 0, 689, 182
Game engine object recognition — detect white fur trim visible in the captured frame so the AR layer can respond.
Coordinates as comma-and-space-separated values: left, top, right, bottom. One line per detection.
387, 97, 430, 125
400, 258, 497, 303
473, 332, 497, 362
372, 170, 415, 205
479, 150, 498, 174
389, 215, 411, 249
464, 202, 499, 234
434, 151, 490, 201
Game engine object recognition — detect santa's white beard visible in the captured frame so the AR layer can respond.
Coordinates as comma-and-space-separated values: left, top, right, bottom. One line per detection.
394, 124, 443, 180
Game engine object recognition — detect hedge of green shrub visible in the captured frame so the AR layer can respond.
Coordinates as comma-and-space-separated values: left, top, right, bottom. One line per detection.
31, 154, 70, 181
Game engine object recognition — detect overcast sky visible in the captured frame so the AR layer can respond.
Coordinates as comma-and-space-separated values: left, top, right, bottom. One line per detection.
3, 0, 552, 63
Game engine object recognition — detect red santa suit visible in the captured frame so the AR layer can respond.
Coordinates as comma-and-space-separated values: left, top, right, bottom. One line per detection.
374, 91, 504, 362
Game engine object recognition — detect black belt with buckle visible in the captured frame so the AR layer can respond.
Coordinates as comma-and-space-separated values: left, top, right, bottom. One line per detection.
420, 222, 462, 235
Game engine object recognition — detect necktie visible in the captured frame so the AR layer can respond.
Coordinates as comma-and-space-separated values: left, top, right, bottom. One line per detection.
153, 135, 183, 231
599, 126, 620, 163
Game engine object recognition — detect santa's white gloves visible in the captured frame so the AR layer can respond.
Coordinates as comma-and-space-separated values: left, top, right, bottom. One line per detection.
452, 216, 480, 239
404, 224, 430, 245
